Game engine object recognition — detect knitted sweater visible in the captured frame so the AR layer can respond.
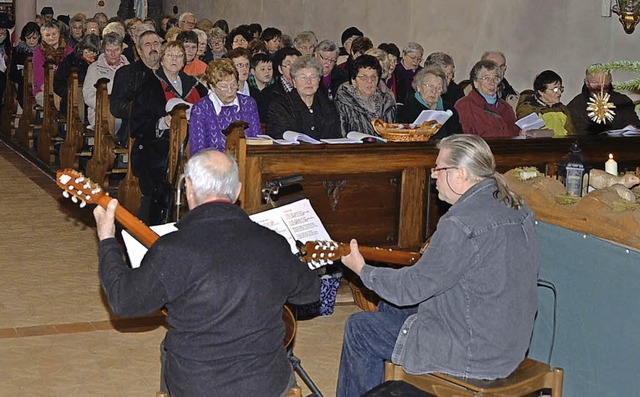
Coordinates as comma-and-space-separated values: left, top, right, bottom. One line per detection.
189, 92, 261, 155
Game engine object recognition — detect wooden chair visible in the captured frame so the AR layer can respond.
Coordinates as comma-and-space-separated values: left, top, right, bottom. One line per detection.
384, 358, 563, 397
16, 56, 40, 150
164, 102, 191, 221
59, 69, 85, 169
38, 61, 61, 165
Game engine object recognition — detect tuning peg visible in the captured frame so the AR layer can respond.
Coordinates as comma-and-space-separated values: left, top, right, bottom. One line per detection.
91, 187, 101, 194
71, 196, 78, 203
75, 177, 85, 183
62, 191, 69, 198
79, 201, 87, 208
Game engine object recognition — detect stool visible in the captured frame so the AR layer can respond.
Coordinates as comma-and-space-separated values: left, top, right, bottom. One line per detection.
384, 358, 563, 397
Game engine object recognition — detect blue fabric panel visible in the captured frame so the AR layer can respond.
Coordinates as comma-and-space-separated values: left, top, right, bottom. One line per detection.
529, 221, 640, 397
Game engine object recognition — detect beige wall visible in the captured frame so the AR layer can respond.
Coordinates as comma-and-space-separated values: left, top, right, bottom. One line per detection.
35, 0, 119, 21
165, 0, 639, 98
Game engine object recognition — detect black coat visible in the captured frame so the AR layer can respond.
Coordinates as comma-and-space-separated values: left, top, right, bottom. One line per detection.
266, 89, 342, 140
317, 66, 349, 101
397, 93, 463, 140
98, 202, 319, 396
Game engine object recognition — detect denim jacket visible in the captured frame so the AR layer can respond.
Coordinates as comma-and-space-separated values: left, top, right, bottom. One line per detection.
360, 178, 539, 379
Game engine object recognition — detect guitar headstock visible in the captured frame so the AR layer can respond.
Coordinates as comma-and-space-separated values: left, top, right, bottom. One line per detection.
56, 169, 106, 208
297, 240, 349, 270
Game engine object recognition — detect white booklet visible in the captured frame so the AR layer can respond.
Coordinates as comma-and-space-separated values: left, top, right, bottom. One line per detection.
601, 124, 640, 137
256, 131, 322, 145
122, 223, 178, 268
515, 112, 546, 130
413, 109, 453, 126
320, 131, 387, 144
249, 198, 331, 254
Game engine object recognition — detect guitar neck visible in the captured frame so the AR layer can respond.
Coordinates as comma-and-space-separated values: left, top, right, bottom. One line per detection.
96, 195, 160, 248
356, 245, 420, 266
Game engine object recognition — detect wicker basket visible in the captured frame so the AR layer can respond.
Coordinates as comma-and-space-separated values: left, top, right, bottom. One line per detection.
371, 119, 442, 142
348, 281, 379, 312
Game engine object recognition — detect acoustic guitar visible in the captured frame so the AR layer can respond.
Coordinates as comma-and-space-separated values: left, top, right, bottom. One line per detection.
55, 169, 297, 348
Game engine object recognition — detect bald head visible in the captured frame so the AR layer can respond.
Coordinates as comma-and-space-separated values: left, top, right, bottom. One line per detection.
184, 150, 241, 207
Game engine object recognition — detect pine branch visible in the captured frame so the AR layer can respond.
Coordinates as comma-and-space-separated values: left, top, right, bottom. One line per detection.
614, 79, 640, 93
588, 61, 640, 74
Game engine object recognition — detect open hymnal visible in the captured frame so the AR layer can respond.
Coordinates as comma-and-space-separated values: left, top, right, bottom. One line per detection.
413, 109, 453, 126
600, 125, 640, 137
515, 112, 546, 130
320, 131, 387, 144
248, 198, 331, 254
256, 131, 322, 145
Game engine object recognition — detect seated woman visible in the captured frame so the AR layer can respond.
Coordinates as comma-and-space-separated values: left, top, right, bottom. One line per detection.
83, 33, 129, 131
398, 66, 462, 140
189, 58, 261, 155
454, 60, 520, 138
154, 40, 208, 108
336, 54, 396, 136
32, 21, 73, 107
424, 51, 464, 105
516, 70, 576, 137
267, 56, 341, 140
203, 27, 227, 62
224, 47, 252, 96
10, 22, 41, 108
53, 34, 100, 116
377, 43, 406, 104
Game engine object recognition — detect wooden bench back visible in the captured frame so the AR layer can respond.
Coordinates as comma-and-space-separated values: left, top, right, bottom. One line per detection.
85, 78, 117, 185
59, 69, 84, 169
0, 50, 17, 138
37, 61, 58, 165
16, 56, 37, 149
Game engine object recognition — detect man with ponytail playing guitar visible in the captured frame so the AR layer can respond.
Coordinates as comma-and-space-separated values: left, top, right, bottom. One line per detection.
94, 149, 320, 397
336, 135, 540, 397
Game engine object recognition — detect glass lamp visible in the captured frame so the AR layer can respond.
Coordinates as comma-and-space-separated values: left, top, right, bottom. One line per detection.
557, 142, 590, 197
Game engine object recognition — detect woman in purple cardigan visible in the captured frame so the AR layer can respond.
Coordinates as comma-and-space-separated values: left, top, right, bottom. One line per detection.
189, 58, 261, 155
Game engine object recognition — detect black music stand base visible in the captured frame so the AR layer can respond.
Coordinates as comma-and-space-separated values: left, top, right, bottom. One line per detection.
288, 350, 323, 397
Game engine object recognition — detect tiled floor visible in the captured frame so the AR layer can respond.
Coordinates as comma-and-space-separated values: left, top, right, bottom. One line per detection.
0, 140, 359, 396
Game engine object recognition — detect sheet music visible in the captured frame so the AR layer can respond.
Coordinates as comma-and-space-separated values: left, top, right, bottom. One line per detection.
249, 198, 331, 253
122, 223, 178, 268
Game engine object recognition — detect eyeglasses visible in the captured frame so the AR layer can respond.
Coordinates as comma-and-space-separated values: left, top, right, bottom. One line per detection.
296, 74, 320, 82
233, 37, 248, 44
477, 76, 501, 84
298, 45, 315, 52
404, 53, 423, 63
165, 53, 183, 59
548, 86, 564, 93
216, 82, 239, 92
422, 83, 443, 92
356, 74, 378, 82
431, 166, 457, 174
234, 62, 250, 69
317, 53, 337, 64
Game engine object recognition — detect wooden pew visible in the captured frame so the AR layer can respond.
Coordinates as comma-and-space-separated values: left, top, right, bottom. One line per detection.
85, 77, 121, 186
16, 56, 39, 150
164, 103, 192, 220
37, 61, 59, 165
228, 135, 640, 250
59, 69, 85, 169
0, 52, 18, 138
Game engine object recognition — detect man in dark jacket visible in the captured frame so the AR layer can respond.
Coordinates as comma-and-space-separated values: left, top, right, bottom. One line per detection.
94, 149, 320, 397
110, 30, 168, 224
567, 68, 640, 135
481, 51, 518, 101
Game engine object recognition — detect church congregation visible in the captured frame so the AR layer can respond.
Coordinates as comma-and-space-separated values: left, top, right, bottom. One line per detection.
2, 2, 640, 396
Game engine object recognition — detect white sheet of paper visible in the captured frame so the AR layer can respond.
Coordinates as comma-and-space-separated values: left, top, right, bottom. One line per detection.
413, 109, 453, 126
516, 112, 546, 130
249, 198, 331, 253
122, 223, 178, 268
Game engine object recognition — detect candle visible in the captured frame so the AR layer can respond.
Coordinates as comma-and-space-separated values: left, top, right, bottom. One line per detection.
605, 153, 618, 175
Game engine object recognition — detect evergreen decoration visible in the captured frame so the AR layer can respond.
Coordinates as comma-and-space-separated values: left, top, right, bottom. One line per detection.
587, 61, 640, 93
